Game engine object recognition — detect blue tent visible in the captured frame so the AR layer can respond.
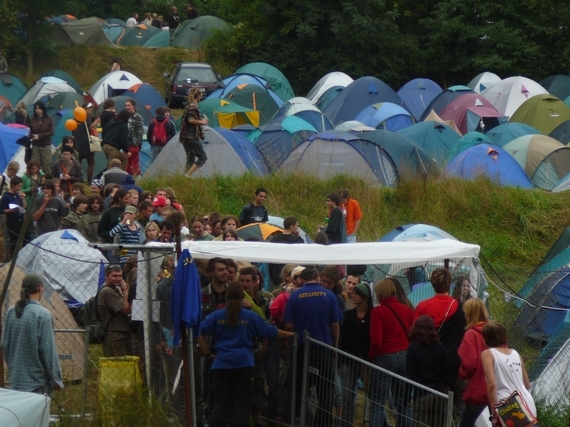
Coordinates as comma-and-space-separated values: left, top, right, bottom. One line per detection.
273, 97, 334, 132
315, 86, 344, 112
419, 85, 474, 121
515, 247, 570, 342
41, 70, 82, 94
550, 120, 570, 145
355, 129, 436, 177
279, 130, 398, 186
398, 121, 459, 164
355, 102, 415, 131
397, 78, 443, 121
379, 223, 457, 242
122, 83, 167, 126
444, 143, 533, 188
486, 122, 542, 147
323, 77, 408, 125
0, 123, 29, 171
445, 131, 492, 164
251, 116, 318, 171
102, 23, 126, 44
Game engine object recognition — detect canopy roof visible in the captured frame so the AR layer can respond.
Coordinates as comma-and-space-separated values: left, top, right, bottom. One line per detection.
162, 239, 480, 264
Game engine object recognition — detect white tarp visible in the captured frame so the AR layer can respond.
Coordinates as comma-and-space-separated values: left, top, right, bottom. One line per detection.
153, 238, 481, 264
0, 388, 50, 427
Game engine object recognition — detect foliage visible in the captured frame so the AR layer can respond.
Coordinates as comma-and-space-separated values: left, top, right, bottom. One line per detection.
535, 401, 570, 427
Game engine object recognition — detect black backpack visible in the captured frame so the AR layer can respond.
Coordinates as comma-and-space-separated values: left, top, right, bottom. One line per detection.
81, 289, 106, 342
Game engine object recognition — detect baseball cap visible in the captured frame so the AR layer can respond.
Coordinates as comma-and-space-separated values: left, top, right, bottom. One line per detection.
152, 196, 167, 207
291, 266, 305, 278
124, 206, 137, 215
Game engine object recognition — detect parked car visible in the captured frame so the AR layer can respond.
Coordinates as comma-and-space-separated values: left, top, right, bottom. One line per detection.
163, 62, 224, 107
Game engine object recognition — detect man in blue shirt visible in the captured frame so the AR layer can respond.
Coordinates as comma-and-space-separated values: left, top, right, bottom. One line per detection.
284, 267, 340, 426
238, 187, 269, 227
2, 273, 63, 395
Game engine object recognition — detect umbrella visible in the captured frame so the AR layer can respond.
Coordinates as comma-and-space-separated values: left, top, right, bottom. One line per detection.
237, 223, 282, 241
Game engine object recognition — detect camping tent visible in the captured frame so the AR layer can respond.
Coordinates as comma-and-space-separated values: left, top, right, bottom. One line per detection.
16, 229, 107, 304
0, 73, 27, 107
102, 22, 126, 44
397, 78, 443, 121
207, 74, 270, 101
144, 127, 268, 178
171, 16, 231, 49
251, 116, 318, 170
118, 24, 160, 46
143, 29, 170, 48
122, 83, 167, 126
225, 84, 283, 124
1, 264, 86, 382
445, 132, 492, 164
88, 71, 143, 104
550, 120, 570, 144
306, 72, 353, 105
19, 77, 76, 106
46, 92, 84, 111
539, 74, 570, 101
41, 70, 82, 94
503, 135, 570, 190
510, 94, 570, 135
467, 72, 501, 94
444, 143, 533, 188
55, 17, 115, 47
481, 76, 548, 118
398, 121, 460, 164
234, 62, 295, 102
335, 121, 375, 132
278, 130, 398, 186
0, 123, 29, 171
273, 97, 334, 132
531, 336, 570, 407
419, 85, 474, 121
323, 76, 407, 125
200, 98, 260, 128
0, 388, 50, 427
354, 129, 437, 177
355, 102, 415, 131
439, 93, 507, 134
485, 122, 541, 147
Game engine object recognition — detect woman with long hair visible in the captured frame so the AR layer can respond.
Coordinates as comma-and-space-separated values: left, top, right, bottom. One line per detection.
369, 279, 414, 427
143, 221, 160, 244
180, 87, 208, 176
481, 322, 537, 426
406, 315, 451, 427
15, 101, 31, 162
30, 101, 54, 174
85, 194, 104, 242
458, 299, 490, 427
197, 281, 293, 427
21, 159, 43, 206
386, 276, 415, 310
452, 275, 473, 304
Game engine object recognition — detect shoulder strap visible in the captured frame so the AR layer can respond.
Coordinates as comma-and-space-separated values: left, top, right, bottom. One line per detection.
437, 299, 457, 333
383, 303, 409, 337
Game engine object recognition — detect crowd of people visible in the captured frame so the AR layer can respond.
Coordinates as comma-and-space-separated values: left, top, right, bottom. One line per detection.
125, 4, 200, 33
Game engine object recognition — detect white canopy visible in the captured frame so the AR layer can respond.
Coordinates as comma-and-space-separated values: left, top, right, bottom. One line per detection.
170, 239, 480, 264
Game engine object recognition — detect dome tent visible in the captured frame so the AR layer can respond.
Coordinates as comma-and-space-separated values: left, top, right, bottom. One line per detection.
0, 73, 27, 107
467, 72, 501, 94
481, 76, 548, 118
234, 62, 295, 103
306, 72, 353, 105
278, 130, 398, 186
88, 71, 143, 104
419, 85, 474, 121
397, 78, 443, 121
398, 121, 460, 164
19, 76, 76, 106
171, 16, 231, 49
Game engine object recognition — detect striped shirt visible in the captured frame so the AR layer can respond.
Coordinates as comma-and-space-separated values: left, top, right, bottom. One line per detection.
110, 223, 141, 263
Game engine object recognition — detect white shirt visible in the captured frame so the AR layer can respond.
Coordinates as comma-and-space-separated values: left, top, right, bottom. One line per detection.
126, 17, 137, 27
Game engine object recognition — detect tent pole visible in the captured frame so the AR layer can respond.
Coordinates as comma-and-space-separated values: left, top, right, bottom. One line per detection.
0, 190, 37, 386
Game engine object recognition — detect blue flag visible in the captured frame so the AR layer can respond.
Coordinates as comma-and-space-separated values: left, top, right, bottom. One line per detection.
171, 249, 202, 345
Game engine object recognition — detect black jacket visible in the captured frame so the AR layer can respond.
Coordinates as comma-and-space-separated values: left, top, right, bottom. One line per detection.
102, 119, 128, 152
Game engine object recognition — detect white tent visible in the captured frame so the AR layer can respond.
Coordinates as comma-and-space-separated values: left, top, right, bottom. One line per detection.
0, 388, 50, 427
18, 76, 76, 106
467, 72, 502, 94
88, 71, 143, 104
481, 76, 548, 118
306, 72, 354, 105
531, 337, 570, 407
150, 238, 481, 264
16, 229, 107, 303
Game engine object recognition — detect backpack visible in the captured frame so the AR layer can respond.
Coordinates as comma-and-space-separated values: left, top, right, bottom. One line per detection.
151, 118, 168, 146
81, 289, 106, 342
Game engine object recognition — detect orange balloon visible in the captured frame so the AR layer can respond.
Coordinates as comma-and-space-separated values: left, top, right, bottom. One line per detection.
74, 107, 87, 122
65, 119, 78, 131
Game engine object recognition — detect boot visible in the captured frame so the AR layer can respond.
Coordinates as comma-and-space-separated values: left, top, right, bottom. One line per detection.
185, 164, 199, 176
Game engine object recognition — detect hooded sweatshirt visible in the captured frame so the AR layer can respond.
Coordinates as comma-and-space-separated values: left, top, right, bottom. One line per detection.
458, 322, 489, 405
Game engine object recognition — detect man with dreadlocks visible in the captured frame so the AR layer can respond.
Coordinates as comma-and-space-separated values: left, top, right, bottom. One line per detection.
1, 273, 63, 394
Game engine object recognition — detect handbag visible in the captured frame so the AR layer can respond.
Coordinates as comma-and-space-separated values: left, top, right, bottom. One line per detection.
492, 390, 538, 427
89, 135, 102, 152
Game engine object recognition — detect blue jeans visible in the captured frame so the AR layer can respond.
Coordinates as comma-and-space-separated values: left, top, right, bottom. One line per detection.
370, 351, 412, 427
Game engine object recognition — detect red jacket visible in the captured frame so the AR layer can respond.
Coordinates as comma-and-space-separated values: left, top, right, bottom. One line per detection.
414, 294, 458, 327
458, 322, 488, 405
369, 296, 414, 360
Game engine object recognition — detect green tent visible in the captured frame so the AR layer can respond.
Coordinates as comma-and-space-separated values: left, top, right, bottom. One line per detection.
119, 24, 160, 46
42, 70, 82, 94
225, 84, 281, 125
57, 17, 115, 47
143, 30, 170, 48
0, 73, 27, 107
171, 16, 231, 49
234, 62, 295, 102
511, 94, 570, 135
199, 98, 260, 128
46, 92, 84, 111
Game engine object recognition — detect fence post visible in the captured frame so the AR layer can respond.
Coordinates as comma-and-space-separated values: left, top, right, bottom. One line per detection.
189, 328, 197, 427
143, 250, 154, 398
446, 390, 454, 427
299, 331, 310, 427
290, 333, 298, 427
82, 327, 90, 418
